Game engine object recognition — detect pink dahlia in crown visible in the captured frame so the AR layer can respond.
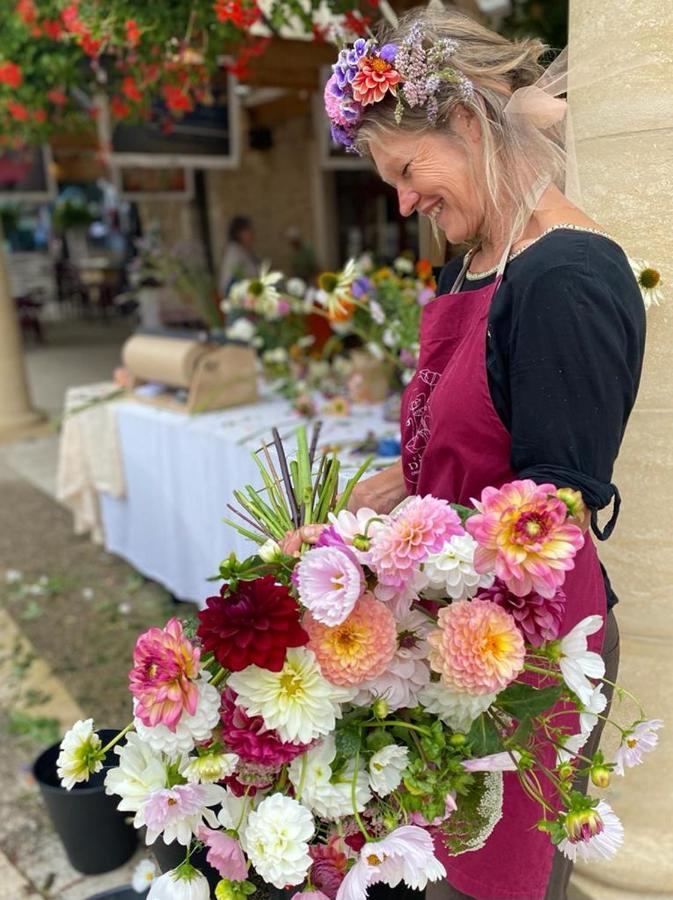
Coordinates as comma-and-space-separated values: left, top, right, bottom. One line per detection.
304, 594, 397, 686
428, 599, 525, 695
351, 52, 403, 107
481, 581, 566, 647
129, 617, 200, 731
466, 480, 585, 598
369, 495, 463, 588
220, 688, 312, 767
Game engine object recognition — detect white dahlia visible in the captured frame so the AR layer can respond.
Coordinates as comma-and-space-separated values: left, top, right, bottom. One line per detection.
418, 681, 496, 733
369, 744, 410, 797
56, 719, 105, 790
133, 678, 221, 758
105, 732, 168, 812
181, 750, 239, 784
242, 793, 314, 889
228, 647, 356, 744
289, 737, 370, 820
422, 533, 494, 601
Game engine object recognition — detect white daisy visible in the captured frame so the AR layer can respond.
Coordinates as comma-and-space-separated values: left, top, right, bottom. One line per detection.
558, 800, 624, 863
229, 262, 283, 317
228, 647, 356, 744
56, 719, 105, 790
133, 678, 221, 758
369, 744, 410, 797
242, 793, 314, 889
316, 258, 359, 320
628, 256, 664, 309
418, 681, 496, 733
132, 858, 158, 893
558, 616, 605, 705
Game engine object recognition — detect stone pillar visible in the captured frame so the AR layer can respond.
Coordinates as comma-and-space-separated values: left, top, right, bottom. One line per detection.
0, 237, 43, 437
568, 1, 673, 896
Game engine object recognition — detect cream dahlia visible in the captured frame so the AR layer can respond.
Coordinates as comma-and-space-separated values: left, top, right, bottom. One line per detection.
133, 677, 221, 757
242, 793, 314, 888
467, 479, 584, 598
418, 681, 496, 733
428, 599, 525, 695
304, 594, 397, 686
422, 532, 494, 601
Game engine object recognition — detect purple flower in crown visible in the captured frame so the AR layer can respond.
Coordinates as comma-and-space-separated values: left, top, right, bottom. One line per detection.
331, 123, 355, 149
351, 276, 372, 299
324, 74, 362, 128
333, 38, 369, 89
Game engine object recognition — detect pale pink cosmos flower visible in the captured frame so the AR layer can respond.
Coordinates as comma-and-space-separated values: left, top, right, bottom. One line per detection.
428, 599, 525, 695
613, 719, 663, 776
466, 479, 584, 598
328, 507, 382, 564
295, 544, 365, 626
129, 617, 200, 731
369, 495, 463, 589
558, 615, 605, 706
135, 782, 225, 845
197, 826, 247, 881
336, 825, 446, 899
559, 800, 624, 862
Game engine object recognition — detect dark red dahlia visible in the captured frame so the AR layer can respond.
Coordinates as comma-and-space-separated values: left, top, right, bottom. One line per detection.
197, 575, 308, 672
309, 839, 349, 899
220, 688, 311, 766
479, 580, 566, 647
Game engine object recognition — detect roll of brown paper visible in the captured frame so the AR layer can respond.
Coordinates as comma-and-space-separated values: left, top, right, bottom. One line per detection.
121, 335, 208, 388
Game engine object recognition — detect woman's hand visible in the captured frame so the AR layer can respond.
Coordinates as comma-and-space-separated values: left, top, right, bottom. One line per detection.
347, 459, 407, 514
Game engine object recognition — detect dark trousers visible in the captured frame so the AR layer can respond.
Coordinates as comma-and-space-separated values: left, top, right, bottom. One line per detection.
422, 610, 621, 900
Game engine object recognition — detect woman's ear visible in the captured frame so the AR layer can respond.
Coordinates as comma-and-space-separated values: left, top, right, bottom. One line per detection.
449, 103, 481, 145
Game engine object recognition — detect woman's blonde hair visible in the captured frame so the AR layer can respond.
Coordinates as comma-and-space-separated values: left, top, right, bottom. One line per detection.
354, 6, 566, 246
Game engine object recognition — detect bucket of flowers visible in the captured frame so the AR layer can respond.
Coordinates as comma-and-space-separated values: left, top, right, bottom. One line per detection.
54, 425, 662, 900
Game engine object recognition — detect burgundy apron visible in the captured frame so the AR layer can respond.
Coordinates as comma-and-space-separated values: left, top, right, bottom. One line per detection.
400, 250, 607, 899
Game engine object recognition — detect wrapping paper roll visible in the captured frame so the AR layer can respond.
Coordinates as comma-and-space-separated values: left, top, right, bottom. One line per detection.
122, 335, 207, 388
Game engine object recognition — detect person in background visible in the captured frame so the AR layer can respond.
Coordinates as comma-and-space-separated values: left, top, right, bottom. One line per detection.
286, 225, 318, 282
219, 215, 259, 296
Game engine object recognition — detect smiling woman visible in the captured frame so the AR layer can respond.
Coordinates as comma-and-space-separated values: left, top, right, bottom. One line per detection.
327, 5, 646, 899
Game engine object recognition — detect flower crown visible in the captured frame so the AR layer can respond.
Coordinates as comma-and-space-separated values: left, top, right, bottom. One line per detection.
324, 23, 475, 151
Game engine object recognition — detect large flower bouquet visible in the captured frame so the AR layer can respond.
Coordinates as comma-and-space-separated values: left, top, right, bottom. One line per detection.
57, 427, 661, 899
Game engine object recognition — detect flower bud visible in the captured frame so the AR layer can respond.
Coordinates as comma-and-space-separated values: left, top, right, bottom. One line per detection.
557, 762, 574, 781
556, 487, 590, 531
372, 698, 389, 719
448, 733, 467, 747
564, 807, 604, 843
590, 765, 611, 789
352, 533, 371, 551
258, 538, 282, 563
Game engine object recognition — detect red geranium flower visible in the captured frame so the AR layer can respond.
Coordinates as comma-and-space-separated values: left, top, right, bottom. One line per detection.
0, 62, 22, 90
47, 89, 68, 106
122, 76, 142, 103
197, 575, 308, 672
125, 19, 140, 47
110, 95, 131, 119
80, 33, 102, 57
344, 10, 371, 36
16, 0, 37, 25
33, 109, 47, 123
162, 84, 193, 114
43, 19, 63, 40
7, 101, 29, 122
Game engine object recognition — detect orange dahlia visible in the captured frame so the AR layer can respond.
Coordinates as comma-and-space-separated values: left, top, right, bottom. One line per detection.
304, 594, 397, 686
352, 56, 402, 107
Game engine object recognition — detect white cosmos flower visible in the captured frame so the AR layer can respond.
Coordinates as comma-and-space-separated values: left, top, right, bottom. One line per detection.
613, 719, 664, 776
579, 684, 608, 735
556, 731, 591, 766
56, 719, 105, 790
558, 616, 605, 705
418, 682, 496, 733
336, 825, 446, 899
147, 866, 210, 900
369, 744, 410, 797
242, 793, 314, 889
558, 800, 624, 863
628, 256, 664, 309
132, 858, 158, 893
133, 679, 221, 758
422, 533, 494, 601
228, 647, 356, 744
105, 733, 168, 812
289, 737, 371, 819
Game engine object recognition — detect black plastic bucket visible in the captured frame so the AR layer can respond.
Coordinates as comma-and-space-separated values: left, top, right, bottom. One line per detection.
33, 729, 138, 875
87, 888, 148, 900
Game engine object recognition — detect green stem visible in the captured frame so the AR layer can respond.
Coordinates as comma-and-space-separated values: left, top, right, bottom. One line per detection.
351, 751, 370, 840
101, 722, 133, 755
209, 667, 228, 688
361, 720, 432, 737
523, 663, 562, 679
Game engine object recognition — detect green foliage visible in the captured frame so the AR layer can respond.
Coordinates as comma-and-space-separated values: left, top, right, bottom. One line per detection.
496, 682, 564, 719
467, 713, 503, 756
8, 709, 60, 747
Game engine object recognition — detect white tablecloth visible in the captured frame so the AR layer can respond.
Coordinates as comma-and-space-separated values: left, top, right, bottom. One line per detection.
97, 394, 399, 606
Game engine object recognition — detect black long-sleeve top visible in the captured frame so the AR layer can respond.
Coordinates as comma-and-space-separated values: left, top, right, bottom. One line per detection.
436, 228, 647, 608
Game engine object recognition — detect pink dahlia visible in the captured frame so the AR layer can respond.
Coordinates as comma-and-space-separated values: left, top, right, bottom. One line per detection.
304, 594, 397, 686
480, 581, 566, 646
129, 617, 200, 731
295, 544, 365, 626
352, 55, 402, 106
428, 599, 525, 695
466, 479, 585, 598
198, 826, 247, 881
220, 688, 311, 766
369, 495, 463, 588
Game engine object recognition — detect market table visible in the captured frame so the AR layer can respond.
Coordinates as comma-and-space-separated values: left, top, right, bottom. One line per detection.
58, 384, 400, 607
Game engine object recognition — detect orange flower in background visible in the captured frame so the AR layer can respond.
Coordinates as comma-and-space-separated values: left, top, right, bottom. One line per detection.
416, 259, 433, 281
0, 62, 23, 89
